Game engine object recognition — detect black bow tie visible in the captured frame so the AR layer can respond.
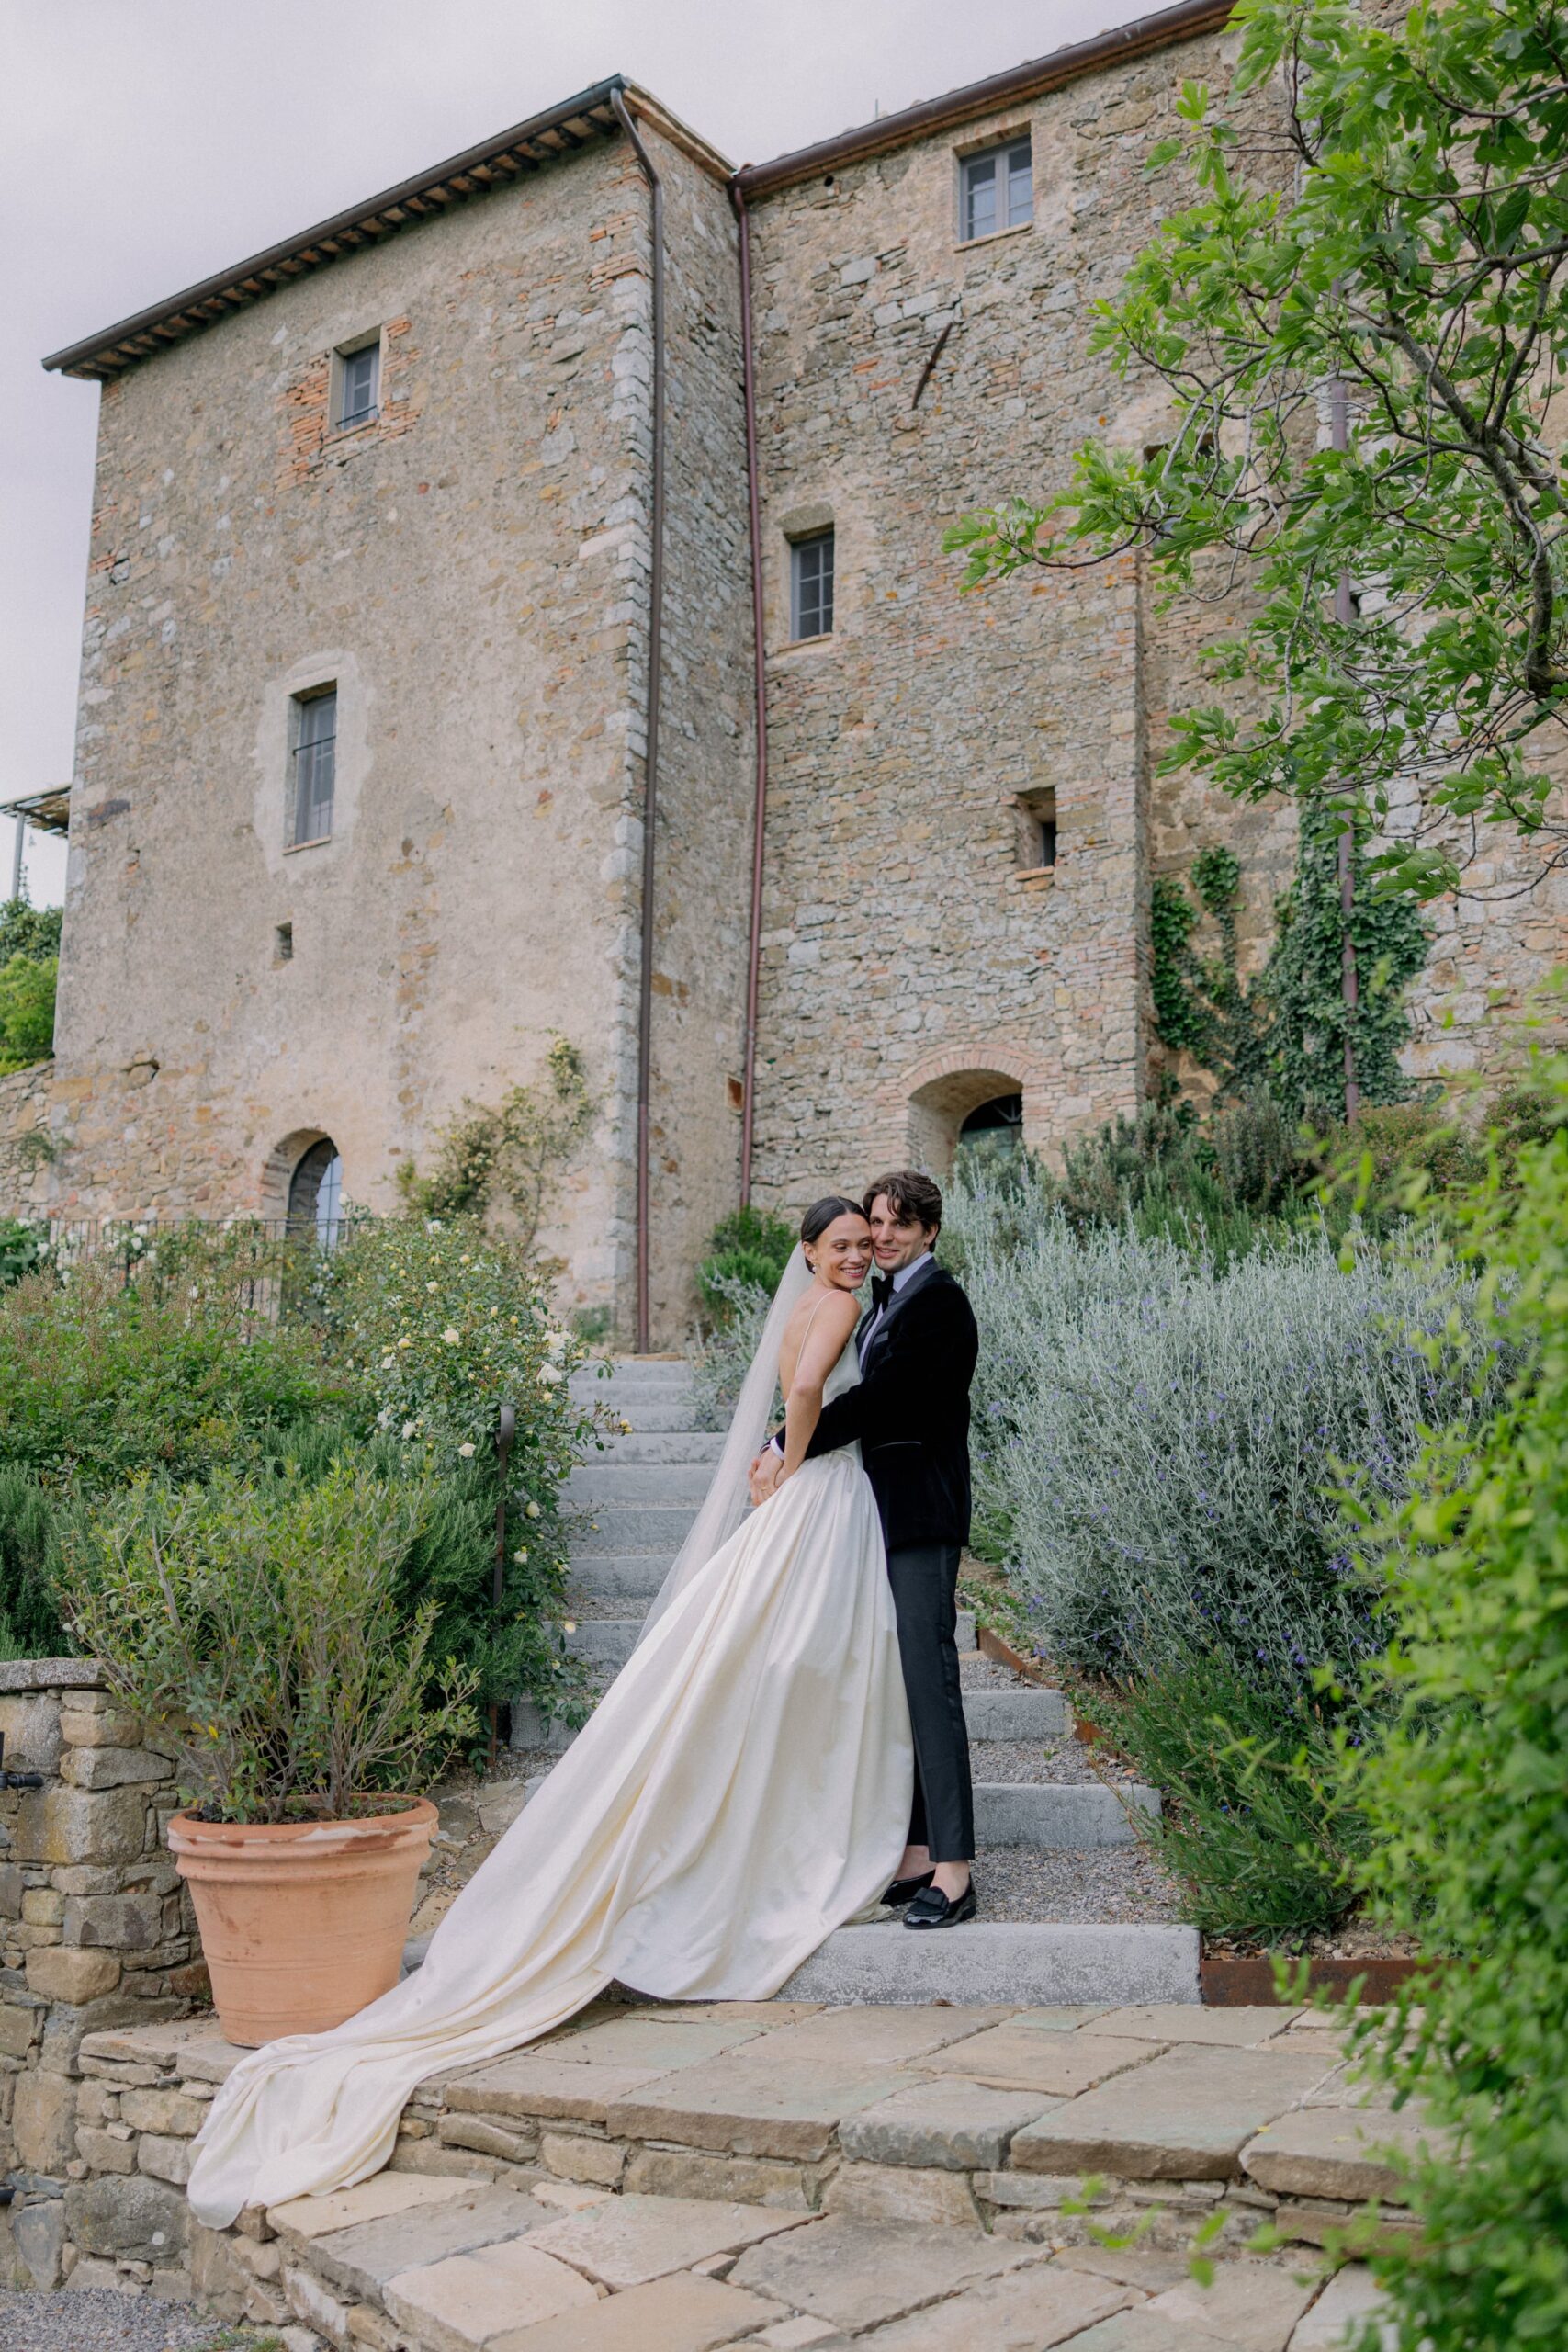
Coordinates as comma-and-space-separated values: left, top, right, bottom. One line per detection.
871, 1274, 895, 1311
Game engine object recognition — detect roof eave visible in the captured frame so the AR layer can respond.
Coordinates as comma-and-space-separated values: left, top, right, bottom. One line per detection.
41, 79, 731, 384
734, 0, 1234, 198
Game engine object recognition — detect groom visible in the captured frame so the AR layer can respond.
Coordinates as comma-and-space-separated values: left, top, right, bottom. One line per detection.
751, 1170, 979, 1928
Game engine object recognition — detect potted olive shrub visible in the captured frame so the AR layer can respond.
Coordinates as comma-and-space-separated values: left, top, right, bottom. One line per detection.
64, 1461, 476, 2046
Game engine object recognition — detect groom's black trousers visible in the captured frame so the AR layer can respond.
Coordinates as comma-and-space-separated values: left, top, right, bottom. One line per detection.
886, 1543, 975, 1864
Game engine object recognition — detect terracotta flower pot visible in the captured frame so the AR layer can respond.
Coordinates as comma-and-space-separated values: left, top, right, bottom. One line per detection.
168, 1798, 437, 2047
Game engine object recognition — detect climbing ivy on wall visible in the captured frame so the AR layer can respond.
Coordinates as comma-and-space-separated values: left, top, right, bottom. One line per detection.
1267, 801, 1429, 1116
1153, 818, 1428, 1115
1150, 848, 1271, 1098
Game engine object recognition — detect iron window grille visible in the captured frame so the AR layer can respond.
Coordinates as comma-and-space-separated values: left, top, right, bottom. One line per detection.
961, 138, 1033, 242
791, 530, 835, 640
288, 688, 337, 847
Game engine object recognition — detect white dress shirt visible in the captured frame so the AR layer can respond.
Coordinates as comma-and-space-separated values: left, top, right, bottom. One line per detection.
770, 1250, 932, 1458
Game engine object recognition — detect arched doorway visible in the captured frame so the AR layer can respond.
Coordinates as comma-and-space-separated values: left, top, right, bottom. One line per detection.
286, 1136, 344, 1248
957, 1091, 1025, 1172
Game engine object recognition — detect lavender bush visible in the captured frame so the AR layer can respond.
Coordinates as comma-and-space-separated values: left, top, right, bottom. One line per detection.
945, 1164, 1494, 1686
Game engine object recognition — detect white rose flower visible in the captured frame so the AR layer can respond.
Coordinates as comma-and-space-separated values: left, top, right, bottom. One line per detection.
397, 1336, 412, 1351
537, 1363, 562, 1385
525, 1500, 542, 1521
443, 1328, 460, 1345
513, 1547, 529, 1565
457, 1441, 476, 1458
425, 1219, 444, 1232
401, 1421, 418, 1441
426, 1282, 438, 1294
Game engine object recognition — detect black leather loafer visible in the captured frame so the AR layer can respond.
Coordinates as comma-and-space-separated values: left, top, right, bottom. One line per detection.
883, 1870, 936, 1906
903, 1881, 976, 1929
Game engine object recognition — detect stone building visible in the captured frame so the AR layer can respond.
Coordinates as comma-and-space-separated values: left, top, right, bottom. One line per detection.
9, 0, 1566, 1340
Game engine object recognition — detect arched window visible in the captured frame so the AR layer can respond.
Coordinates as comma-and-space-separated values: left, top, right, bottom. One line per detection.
287, 1137, 344, 1248
957, 1092, 1024, 1170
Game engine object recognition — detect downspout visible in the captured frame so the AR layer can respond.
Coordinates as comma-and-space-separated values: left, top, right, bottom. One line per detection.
611, 88, 666, 1353
730, 180, 770, 1207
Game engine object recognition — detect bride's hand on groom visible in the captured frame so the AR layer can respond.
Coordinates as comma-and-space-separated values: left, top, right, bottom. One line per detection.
748, 1452, 783, 1507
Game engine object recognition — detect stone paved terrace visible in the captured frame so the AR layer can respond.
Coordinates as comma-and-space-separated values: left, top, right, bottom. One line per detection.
51, 2000, 1427, 2347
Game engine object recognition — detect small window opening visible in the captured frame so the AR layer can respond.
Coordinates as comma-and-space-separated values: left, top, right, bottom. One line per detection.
334, 338, 381, 431
961, 137, 1032, 243
288, 1137, 344, 1249
1016, 787, 1057, 871
275, 922, 293, 964
791, 530, 835, 640
288, 686, 337, 847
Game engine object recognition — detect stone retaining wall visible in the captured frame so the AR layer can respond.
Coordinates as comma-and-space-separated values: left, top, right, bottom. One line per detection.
62, 2003, 1421, 2344
0, 1659, 203, 2294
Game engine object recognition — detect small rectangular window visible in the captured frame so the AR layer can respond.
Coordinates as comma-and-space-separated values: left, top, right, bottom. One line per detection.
791, 530, 835, 640
1016, 787, 1057, 871
962, 137, 1032, 243
334, 339, 380, 430
274, 922, 294, 964
288, 688, 336, 847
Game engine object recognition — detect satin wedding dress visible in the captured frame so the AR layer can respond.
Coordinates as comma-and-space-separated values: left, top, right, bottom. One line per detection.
187, 1254, 913, 2228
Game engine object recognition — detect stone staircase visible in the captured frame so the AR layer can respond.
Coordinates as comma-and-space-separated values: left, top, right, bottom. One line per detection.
512, 1359, 1191, 2006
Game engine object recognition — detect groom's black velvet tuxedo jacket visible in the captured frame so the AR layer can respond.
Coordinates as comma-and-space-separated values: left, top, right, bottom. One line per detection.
801, 1259, 978, 1553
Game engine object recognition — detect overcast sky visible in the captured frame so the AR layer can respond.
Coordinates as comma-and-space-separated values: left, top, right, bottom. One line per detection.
2, 0, 1135, 907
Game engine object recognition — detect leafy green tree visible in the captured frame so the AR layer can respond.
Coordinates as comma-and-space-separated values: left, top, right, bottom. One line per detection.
0, 954, 56, 1073
947, 0, 1568, 903
0, 901, 61, 967
1344, 1045, 1568, 2346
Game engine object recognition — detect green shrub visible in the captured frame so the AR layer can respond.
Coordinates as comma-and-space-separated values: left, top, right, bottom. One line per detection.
0, 1218, 46, 1290
696, 1206, 795, 1313
946, 1168, 1490, 1688
0, 1260, 339, 1486
311, 1216, 605, 1723
396, 1036, 592, 1257
1337, 1051, 1568, 2347
0, 1470, 81, 1659
1081, 1652, 1369, 1945
0, 953, 57, 1072
690, 1277, 775, 1432
62, 1463, 478, 1823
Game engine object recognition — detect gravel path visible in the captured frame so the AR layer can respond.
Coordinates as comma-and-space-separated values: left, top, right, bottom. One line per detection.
969, 1735, 1140, 1787
0, 2288, 256, 2352
975, 1841, 1188, 1924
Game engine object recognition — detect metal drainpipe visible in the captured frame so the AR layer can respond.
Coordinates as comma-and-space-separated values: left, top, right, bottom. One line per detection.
730, 181, 770, 1208
612, 88, 666, 1354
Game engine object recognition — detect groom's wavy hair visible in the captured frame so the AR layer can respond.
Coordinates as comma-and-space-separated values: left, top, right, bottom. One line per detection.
863, 1169, 942, 1238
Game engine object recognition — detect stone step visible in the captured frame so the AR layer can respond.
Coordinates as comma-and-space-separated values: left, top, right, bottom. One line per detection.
963, 1686, 1067, 1740
567, 1554, 678, 1601
779, 1919, 1200, 2005
517, 1764, 1142, 1852
572, 1505, 701, 1554
975, 1781, 1156, 1849
565, 1620, 644, 1670
567, 1463, 716, 1505
398, 1918, 1201, 2009
600, 1431, 726, 1464
572, 1361, 694, 1396
598, 1400, 709, 1432
562, 1606, 980, 1666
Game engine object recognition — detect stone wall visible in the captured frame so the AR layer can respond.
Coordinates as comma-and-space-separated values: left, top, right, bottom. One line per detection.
0, 1660, 202, 2295
27, 118, 750, 1342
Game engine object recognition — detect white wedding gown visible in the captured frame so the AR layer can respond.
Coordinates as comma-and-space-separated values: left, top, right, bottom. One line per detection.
186, 1325, 912, 2228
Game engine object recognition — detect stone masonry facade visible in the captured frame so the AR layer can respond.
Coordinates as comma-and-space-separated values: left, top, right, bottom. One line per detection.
0, 1660, 204, 2297
14, 26, 1568, 1336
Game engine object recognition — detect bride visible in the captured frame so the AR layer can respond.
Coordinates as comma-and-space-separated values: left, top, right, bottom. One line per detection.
186, 1195, 914, 2227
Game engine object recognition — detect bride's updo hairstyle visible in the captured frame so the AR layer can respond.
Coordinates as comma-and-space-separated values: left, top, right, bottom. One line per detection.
799, 1195, 867, 1249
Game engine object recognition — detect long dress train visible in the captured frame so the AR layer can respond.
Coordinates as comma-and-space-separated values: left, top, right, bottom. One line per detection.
186, 1331, 912, 2227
